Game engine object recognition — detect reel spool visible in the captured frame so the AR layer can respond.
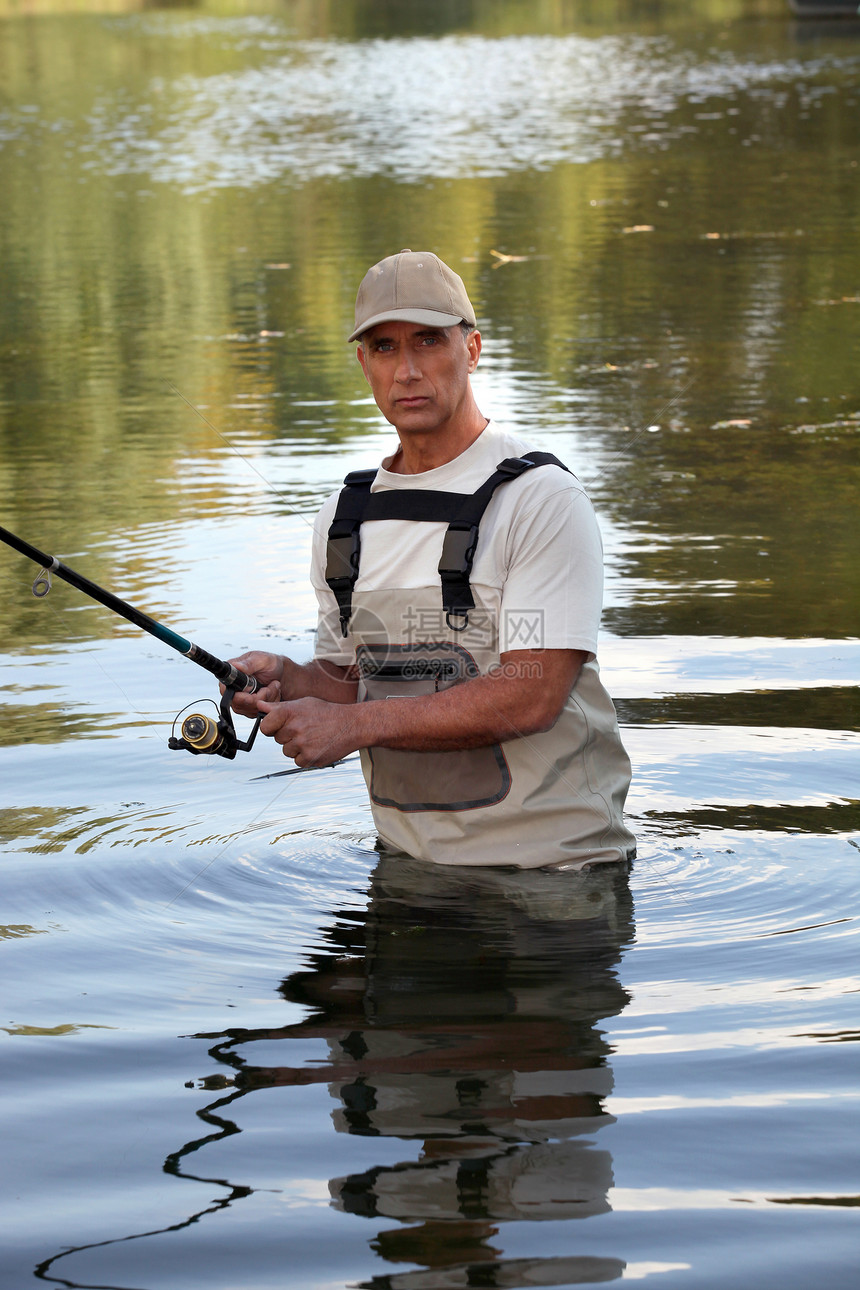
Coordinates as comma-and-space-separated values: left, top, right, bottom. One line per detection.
169, 688, 261, 760
177, 711, 226, 754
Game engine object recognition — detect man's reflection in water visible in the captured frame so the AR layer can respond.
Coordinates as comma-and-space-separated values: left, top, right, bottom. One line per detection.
34, 858, 633, 1290
225, 856, 635, 1289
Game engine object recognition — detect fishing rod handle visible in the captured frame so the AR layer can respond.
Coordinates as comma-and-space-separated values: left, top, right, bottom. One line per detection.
225, 665, 259, 694
186, 643, 258, 694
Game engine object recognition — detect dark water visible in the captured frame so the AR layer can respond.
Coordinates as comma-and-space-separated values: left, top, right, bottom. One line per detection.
1, 2, 859, 1287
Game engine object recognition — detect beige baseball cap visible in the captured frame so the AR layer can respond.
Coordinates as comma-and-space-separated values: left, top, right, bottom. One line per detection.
348, 248, 476, 342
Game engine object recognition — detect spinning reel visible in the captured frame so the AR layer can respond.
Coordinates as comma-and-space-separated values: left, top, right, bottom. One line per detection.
168, 688, 262, 760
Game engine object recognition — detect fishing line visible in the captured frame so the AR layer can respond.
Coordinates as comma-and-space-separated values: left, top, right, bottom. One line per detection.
9, 536, 200, 747
160, 777, 302, 911
164, 380, 318, 535
33, 591, 166, 744
30, 591, 299, 901
159, 718, 365, 907
0, 387, 358, 904
159, 716, 367, 910
251, 754, 360, 779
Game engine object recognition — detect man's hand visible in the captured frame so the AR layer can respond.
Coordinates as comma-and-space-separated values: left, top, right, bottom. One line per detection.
222, 651, 284, 715
222, 653, 359, 719
257, 697, 357, 768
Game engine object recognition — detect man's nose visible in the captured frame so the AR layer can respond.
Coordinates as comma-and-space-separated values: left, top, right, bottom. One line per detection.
395, 349, 420, 381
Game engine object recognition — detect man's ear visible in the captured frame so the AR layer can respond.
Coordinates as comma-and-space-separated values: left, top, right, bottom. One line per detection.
356, 344, 370, 383
466, 329, 482, 373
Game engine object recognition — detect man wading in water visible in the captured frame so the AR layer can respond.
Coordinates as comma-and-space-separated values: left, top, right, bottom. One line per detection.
228, 249, 635, 869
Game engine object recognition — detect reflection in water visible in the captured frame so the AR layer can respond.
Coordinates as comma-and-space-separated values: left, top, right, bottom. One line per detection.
34, 858, 634, 1289
209, 858, 632, 1288
70, 31, 860, 190
35, 857, 634, 1288
36, 1137, 253, 1290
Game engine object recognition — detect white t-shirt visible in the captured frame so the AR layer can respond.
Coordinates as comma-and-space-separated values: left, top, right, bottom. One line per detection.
312, 423, 604, 662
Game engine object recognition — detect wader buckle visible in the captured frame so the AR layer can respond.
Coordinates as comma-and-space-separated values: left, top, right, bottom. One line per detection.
438, 524, 479, 577
496, 456, 535, 476
326, 530, 362, 637
439, 523, 479, 631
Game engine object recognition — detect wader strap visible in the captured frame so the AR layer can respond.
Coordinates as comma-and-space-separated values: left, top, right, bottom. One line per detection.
325, 473, 473, 637
325, 468, 377, 638
325, 452, 569, 636
438, 453, 569, 629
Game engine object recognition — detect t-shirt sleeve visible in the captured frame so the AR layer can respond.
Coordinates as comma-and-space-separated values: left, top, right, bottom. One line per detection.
310, 493, 358, 668
498, 476, 604, 655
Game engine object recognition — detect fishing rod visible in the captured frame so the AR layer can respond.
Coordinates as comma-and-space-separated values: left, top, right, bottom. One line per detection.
0, 523, 262, 760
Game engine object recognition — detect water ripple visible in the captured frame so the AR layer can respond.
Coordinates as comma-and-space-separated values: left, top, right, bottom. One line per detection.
41, 34, 860, 190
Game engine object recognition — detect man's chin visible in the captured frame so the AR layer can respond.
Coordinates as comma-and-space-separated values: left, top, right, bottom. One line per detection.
391, 410, 443, 433
393, 398, 433, 415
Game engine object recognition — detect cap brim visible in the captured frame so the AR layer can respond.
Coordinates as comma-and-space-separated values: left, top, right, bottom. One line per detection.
348, 307, 467, 343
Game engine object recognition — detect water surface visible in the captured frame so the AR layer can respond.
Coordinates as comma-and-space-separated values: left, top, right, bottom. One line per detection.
1, 2, 859, 1287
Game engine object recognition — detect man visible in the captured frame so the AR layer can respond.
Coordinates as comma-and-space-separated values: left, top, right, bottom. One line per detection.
229, 249, 634, 869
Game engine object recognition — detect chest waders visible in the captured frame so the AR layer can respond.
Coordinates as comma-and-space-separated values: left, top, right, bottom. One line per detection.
324, 453, 569, 814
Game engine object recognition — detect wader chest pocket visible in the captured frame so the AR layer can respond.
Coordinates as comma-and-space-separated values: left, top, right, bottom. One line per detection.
357, 644, 512, 813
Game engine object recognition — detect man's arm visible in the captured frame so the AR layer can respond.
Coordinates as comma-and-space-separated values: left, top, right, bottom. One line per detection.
256, 649, 585, 768
225, 651, 358, 716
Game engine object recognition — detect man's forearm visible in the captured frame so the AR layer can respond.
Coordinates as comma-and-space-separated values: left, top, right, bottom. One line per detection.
281, 657, 358, 705
349, 680, 542, 751
258, 650, 584, 767
340, 651, 584, 753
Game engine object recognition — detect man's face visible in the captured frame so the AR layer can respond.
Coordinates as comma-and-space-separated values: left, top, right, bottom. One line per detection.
356, 321, 481, 434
